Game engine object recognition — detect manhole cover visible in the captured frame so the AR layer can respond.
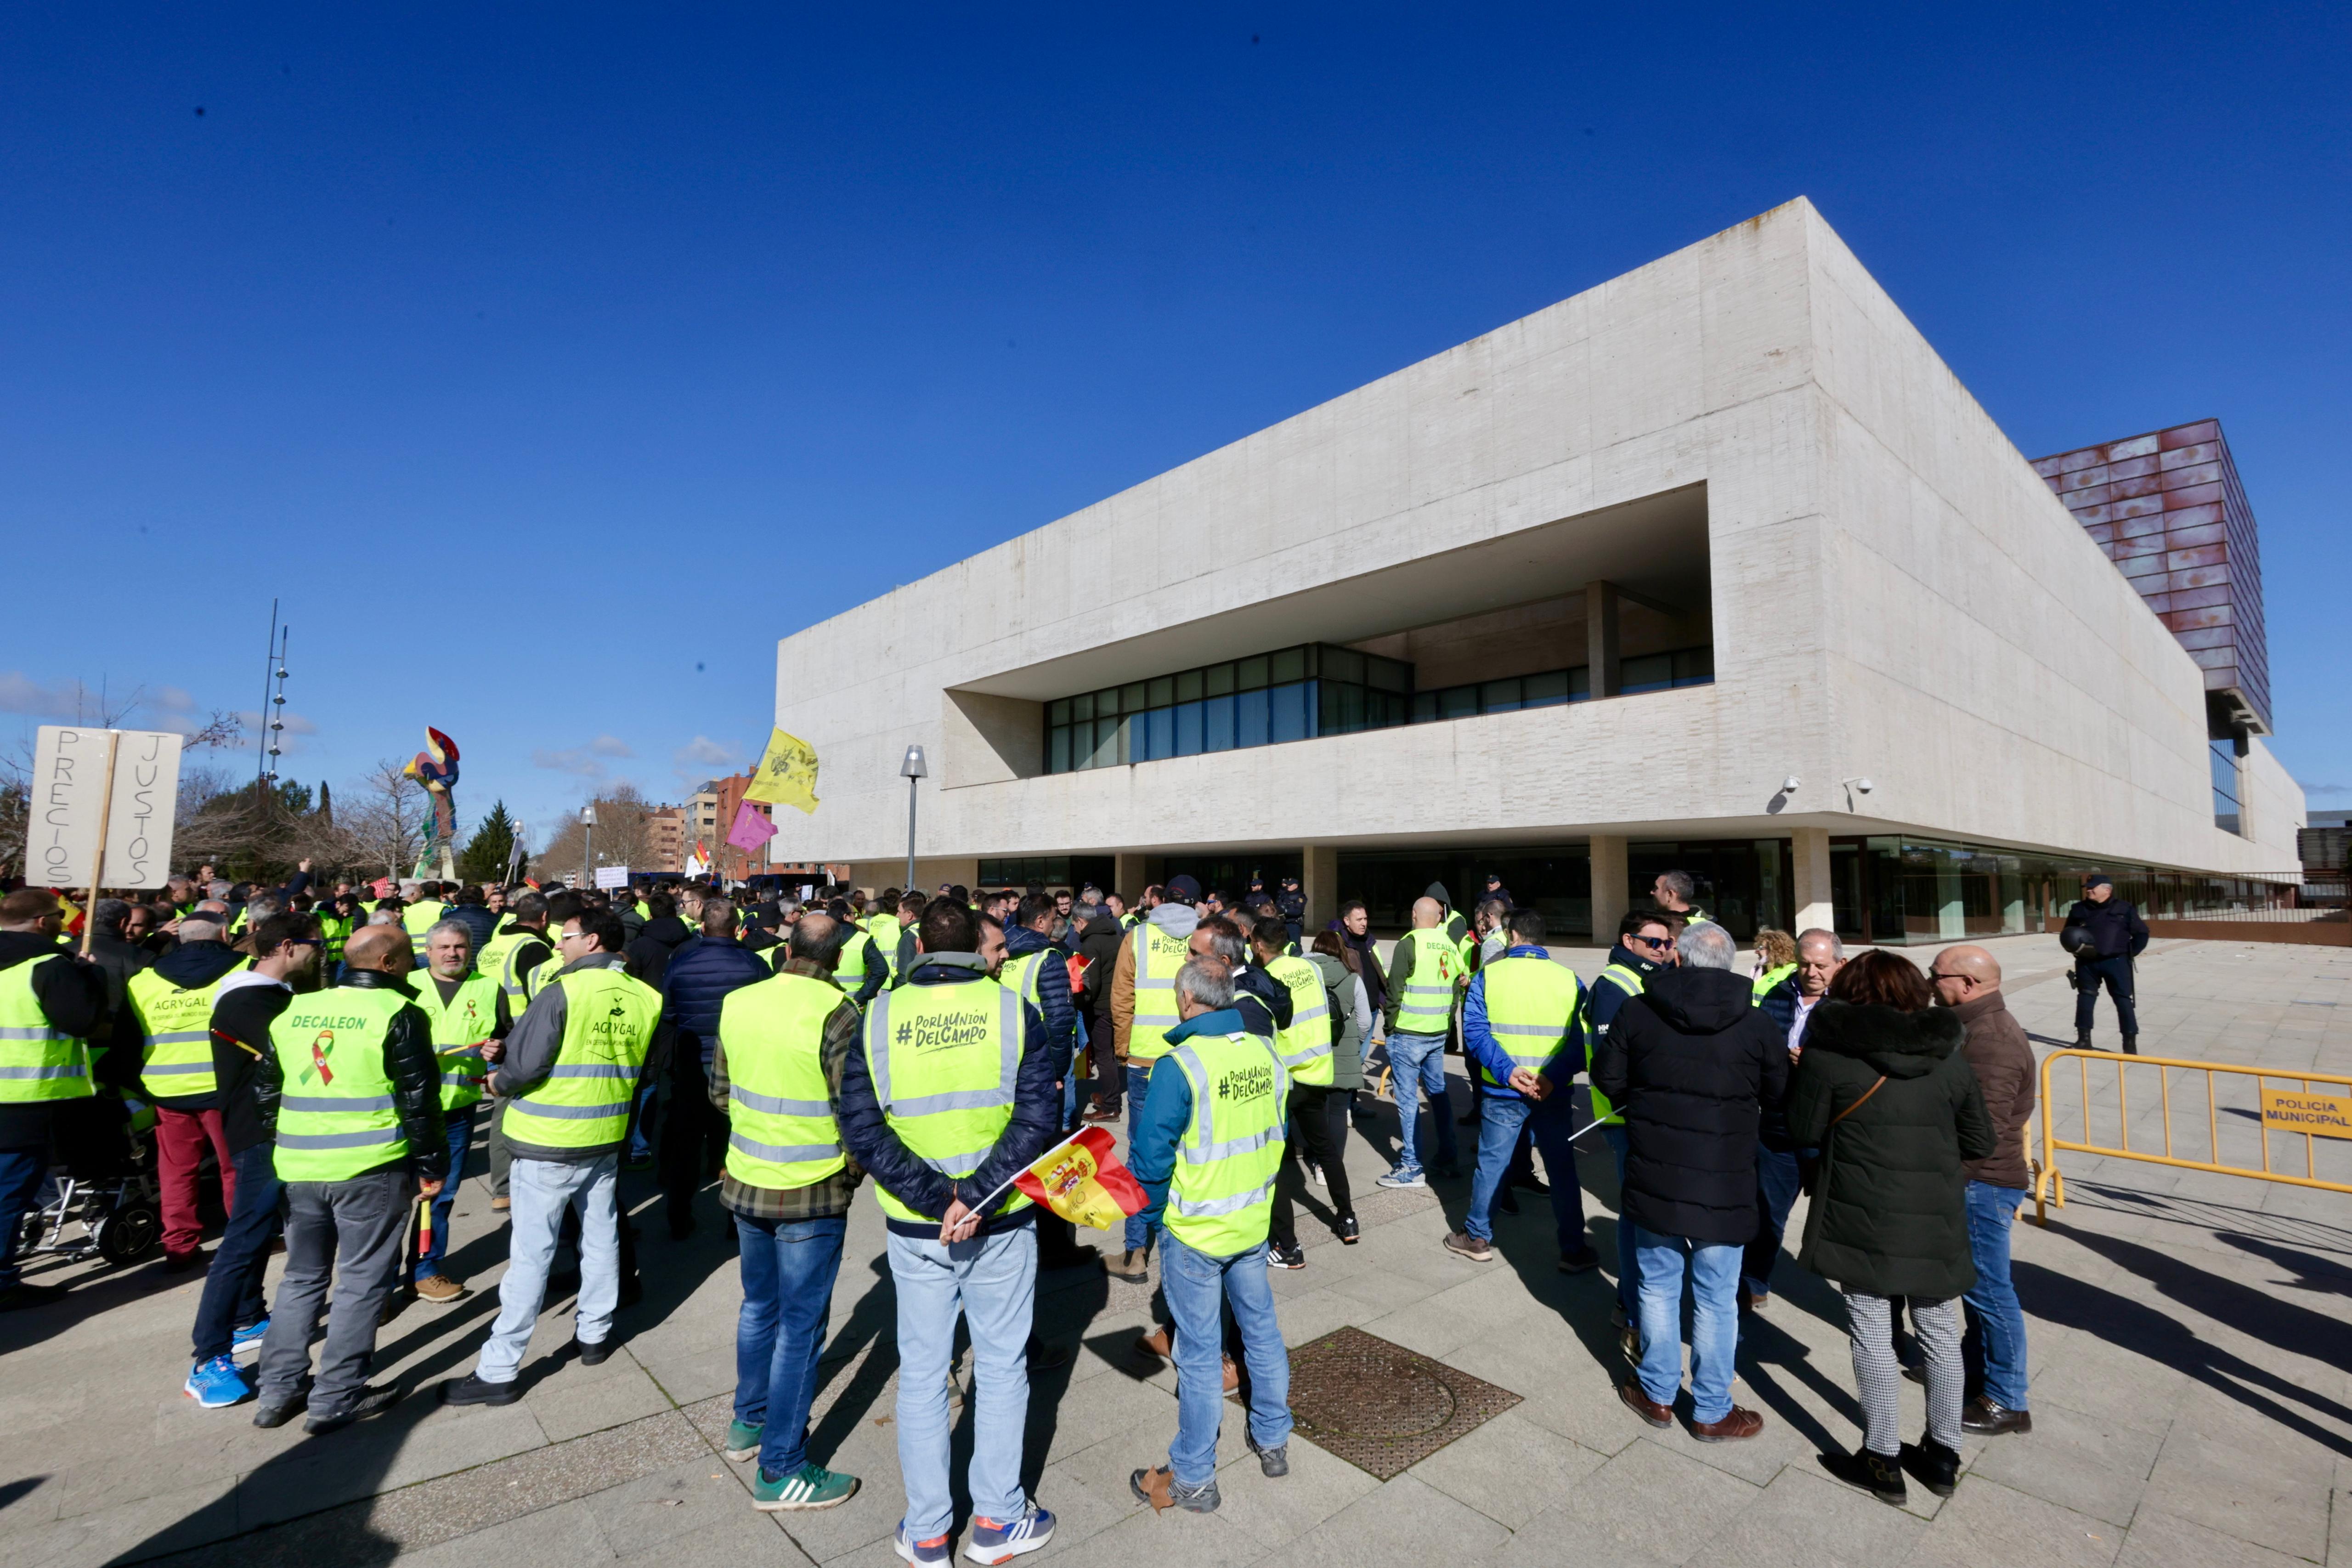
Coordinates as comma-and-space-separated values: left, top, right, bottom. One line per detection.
1284, 1325, 1522, 1479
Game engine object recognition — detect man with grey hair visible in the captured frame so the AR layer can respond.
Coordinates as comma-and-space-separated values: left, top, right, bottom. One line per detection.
1591, 921, 1788, 1442
404, 919, 509, 1302
1125, 956, 1294, 1514
1745, 929, 1843, 1309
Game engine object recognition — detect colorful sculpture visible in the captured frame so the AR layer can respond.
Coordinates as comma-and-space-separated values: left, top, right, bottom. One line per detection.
403, 727, 461, 879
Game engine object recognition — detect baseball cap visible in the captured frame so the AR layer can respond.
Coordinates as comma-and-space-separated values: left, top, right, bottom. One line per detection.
1165, 874, 1202, 902
2084, 874, 2113, 889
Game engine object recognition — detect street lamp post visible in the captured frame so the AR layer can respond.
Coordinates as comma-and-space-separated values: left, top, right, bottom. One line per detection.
899, 745, 928, 894
580, 804, 597, 890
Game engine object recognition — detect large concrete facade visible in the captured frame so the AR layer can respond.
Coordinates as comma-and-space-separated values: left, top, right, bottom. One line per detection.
766, 198, 2302, 912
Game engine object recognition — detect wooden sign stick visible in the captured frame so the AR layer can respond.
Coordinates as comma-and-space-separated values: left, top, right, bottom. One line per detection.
79, 730, 121, 957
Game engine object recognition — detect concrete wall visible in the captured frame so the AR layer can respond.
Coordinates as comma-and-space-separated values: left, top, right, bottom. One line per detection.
768, 198, 2302, 878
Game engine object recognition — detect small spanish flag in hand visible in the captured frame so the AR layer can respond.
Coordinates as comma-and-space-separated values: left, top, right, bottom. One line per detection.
1012, 1127, 1148, 1231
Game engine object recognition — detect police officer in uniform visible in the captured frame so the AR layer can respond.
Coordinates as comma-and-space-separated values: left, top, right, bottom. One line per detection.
251, 924, 447, 1432
0, 890, 107, 1312
2064, 875, 2149, 1053
443, 908, 659, 1404
838, 899, 1059, 1567
1126, 957, 1294, 1515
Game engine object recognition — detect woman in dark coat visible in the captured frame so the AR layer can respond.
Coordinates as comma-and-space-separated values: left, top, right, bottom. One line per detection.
1788, 951, 1995, 1507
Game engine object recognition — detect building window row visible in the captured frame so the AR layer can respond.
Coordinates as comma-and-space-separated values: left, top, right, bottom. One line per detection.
1043, 641, 1714, 775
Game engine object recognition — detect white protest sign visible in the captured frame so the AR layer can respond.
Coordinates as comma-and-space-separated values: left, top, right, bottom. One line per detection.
594, 865, 631, 890
28, 726, 184, 891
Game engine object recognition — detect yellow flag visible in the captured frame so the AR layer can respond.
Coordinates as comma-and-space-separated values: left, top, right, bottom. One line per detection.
742, 727, 821, 815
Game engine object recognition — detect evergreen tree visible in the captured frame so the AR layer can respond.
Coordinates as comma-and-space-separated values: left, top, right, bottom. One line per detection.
458, 799, 520, 884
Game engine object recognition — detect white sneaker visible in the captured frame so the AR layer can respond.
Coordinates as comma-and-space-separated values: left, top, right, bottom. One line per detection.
1307, 1163, 1326, 1187
1376, 1170, 1426, 1189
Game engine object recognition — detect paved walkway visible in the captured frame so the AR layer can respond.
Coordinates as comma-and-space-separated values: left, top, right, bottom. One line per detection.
4, 934, 2349, 1568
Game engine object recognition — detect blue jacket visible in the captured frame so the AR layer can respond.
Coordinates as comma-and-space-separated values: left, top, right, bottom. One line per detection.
1583, 943, 1661, 1033
1002, 922, 1076, 1079
837, 954, 1060, 1238
1462, 944, 1583, 1102
661, 934, 774, 1069
439, 902, 501, 957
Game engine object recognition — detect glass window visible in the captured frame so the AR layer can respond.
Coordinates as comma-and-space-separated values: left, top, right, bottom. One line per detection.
1176, 668, 1204, 703
1121, 681, 1147, 713
1322, 680, 1364, 735
1145, 707, 1174, 761
1270, 681, 1311, 742
1090, 716, 1119, 770
1236, 687, 1270, 748
1673, 646, 1715, 685
1148, 676, 1175, 708
2211, 738, 2242, 835
1567, 665, 1590, 701
1237, 655, 1270, 691
1174, 701, 1203, 756
1441, 685, 1479, 720
1270, 647, 1306, 685
1116, 713, 1136, 765
1620, 654, 1673, 694
1049, 725, 1069, 773
1204, 662, 1235, 697
1411, 691, 1438, 723
1202, 694, 1236, 752
1097, 686, 1119, 716
1367, 656, 1409, 693
1323, 647, 1364, 685
1048, 699, 1070, 726
1481, 677, 1523, 714
1072, 691, 1094, 723
1523, 669, 1569, 708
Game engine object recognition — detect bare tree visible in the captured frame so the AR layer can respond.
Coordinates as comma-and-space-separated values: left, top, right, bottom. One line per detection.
529, 783, 654, 885
340, 759, 428, 881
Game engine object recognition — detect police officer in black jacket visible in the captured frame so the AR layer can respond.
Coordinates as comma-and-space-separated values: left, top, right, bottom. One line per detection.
2063, 876, 2149, 1054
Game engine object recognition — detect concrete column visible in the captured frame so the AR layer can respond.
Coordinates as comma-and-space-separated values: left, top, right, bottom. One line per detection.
1586, 580, 1622, 699
1301, 843, 1340, 932
1113, 853, 1150, 904
1589, 835, 1628, 943
1791, 827, 1834, 935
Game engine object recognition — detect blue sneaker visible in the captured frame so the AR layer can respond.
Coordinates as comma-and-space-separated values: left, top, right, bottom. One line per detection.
184, 1355, 253, 1409
963, 1500, 1054, 1563
232, 1317, 270, 1353
893, 1525, 951, 1565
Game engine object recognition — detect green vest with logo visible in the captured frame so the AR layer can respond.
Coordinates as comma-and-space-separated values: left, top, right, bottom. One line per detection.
1393, 928, 1462, 1035
1477, 955, 1582, 1088
1263, 954, 1332, 1087
317, 912, 353, 965
718, 971, 848, 1189
1751, 963, 1795, 1002
502, 965, 660, 1151
1125, 923, 1193, 1063
0, 955, 94, 1103
1164, 1026, 1288, 1256
128, 957, 251, 1100
270, 986, 411, 1181
400, 900, 447, 961
859, 977, 1028, 1223
1583, 962, 1649, 1124
413, 969, 500, 1111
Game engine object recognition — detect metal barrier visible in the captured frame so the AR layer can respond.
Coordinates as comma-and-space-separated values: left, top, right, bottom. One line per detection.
2033, 1048, 2352, 1224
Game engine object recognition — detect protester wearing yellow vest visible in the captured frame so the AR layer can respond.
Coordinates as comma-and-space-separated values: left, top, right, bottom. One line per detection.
398, 881, 448, 964
1252, 922, 1358, 1265
1584, 909, 1675, 1326
0, 890, 108, 1311
1375, 896, 1464, 1187
1124, 956, 1293, 1514
838, 900, 1059, 1563
401, 920, 510, 1303
1450, 908, 1594, 1270
443, 910, 656, 1407
706, 913, 864, 1513
1106, 874, 1205, 1280
125, 910, 253, 1266
251, 923, 448, 1434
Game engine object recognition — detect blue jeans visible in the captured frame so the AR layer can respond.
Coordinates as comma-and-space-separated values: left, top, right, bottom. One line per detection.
886, 1224, 1035, 1540
415, 1104, 475, 1281
0, 1145, 49, 1291
1528, 1090, 1587, 1251
1384, 1031, 1457, 1177
1632, 1223, 1742, 1423
1125, 1061, 1159, 1251
191, 1142, 283, 1359
1159, 1231, 1292, 1487
625, 1082, 657, 1162
1741, 1144, 1804, 1297
735, 1213, 848, 1477
476, 1154, 621, 1382
1602, 1122, 1634, 1310
1962, 1181, 2030, 1410
1466, 1095, 1527, 1243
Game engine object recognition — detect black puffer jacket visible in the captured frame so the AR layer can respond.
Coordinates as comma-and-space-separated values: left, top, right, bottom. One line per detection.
1788, 1001, 1995, 1299
1591, 966, 1790, 1245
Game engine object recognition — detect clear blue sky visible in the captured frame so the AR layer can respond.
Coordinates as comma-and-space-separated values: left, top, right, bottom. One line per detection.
4, 6, 2346, 851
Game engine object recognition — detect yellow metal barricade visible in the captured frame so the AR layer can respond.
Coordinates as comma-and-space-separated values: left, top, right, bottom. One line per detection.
2034, 1048, 2352, 1224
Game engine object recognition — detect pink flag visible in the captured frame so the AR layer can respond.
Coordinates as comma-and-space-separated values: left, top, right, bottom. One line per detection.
726, 800, 777, 853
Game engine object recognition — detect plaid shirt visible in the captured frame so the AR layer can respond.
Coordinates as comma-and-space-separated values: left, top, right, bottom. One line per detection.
708, 956, 865, 1221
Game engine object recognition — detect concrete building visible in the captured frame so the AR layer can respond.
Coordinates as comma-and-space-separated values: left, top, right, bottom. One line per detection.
646, 804, 687, 875
765, 198, 2304, 944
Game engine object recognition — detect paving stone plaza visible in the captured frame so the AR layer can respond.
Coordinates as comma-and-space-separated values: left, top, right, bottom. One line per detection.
4, 932, 2348, 1568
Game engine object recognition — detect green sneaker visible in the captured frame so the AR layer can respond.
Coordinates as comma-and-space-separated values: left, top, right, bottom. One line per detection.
751, 1462, 859, 1511
723, 1420, 763, 1462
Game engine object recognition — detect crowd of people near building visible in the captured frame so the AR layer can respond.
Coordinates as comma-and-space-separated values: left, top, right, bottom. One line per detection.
0, 856, 2113, 1551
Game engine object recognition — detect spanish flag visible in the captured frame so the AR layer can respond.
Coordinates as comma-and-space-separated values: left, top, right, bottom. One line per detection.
1012, 1127, 1148, 1231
